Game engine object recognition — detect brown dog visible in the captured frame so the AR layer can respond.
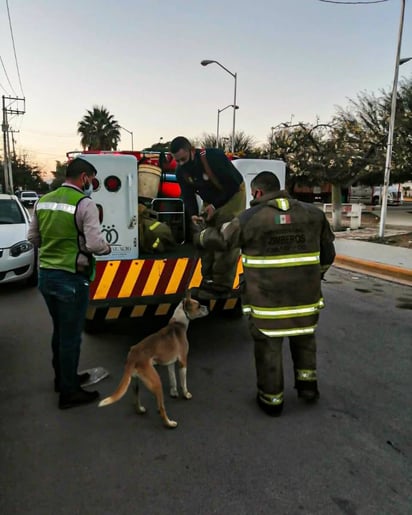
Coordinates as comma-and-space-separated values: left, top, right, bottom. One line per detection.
98, 291, 208, 428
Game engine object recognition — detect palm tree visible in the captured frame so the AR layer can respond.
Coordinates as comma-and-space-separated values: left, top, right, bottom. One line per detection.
77, 106, 121, 150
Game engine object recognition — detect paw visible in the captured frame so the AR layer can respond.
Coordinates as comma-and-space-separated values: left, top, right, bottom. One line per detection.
170, 388, 179, 398
183, 391, 192, 400
136, 405, 146, 414
165, 419, 178, 428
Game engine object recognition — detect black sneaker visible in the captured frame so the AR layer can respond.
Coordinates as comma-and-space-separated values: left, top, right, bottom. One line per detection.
256, 394, 284, 417
58, 388, 100, 409
54, 372, 91, 393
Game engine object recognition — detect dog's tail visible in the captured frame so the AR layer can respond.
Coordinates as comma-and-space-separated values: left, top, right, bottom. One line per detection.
98, 364, 133, 407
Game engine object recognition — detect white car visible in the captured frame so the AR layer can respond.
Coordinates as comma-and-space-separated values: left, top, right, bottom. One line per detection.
0, 194, 38, 287
18, 190, 39, 208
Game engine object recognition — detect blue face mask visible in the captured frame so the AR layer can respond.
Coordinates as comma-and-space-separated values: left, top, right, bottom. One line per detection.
83, 180, 93, 197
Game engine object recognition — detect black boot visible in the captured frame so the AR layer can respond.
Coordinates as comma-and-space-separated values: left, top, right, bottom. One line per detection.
256, 394, 284, 417
59, 388, 99, 409
296, 380, 320, 402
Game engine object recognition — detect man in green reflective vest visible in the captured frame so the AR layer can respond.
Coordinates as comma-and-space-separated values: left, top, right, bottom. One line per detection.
194, 171, 335, 416
28, 157, 111, 409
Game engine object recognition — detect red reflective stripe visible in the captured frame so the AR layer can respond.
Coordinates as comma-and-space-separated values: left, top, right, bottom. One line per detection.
180, 258, 198, 292
131, 260, 154, 297
90, 261, 106, 297
106, 260, 135, 299
154, 259, 177, 295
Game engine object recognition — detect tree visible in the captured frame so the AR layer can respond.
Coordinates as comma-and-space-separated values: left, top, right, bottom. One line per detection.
77, 106, 121, 151
391, 77, 412, 183
334, 78, 412, 187
199, 131, 257, 155
229, 131, 257, 155
50, 161, 67, 190
199, 133, 217, 149
143, 141, 171, 152
11, 154, 47, 193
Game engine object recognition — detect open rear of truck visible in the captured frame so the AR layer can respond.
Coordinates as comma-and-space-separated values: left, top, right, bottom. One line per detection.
76, 153, 285, 330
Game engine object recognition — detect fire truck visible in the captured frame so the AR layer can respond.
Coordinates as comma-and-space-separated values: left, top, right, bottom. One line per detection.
66, 151, 286, 331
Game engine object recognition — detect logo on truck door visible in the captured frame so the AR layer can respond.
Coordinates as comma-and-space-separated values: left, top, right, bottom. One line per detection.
102, 224, 119, 244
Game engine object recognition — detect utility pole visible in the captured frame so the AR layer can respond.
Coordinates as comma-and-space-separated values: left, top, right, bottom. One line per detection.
1, 96, 25, 193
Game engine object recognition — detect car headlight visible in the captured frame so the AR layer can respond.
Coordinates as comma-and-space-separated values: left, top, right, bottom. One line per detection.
10, 240, 34, 257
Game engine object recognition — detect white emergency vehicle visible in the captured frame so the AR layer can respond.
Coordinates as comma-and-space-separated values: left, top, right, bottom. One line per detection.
71, 152, 286, 329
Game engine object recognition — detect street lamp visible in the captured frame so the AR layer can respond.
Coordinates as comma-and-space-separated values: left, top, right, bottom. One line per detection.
201, 59, 237, 154
119, 125, 134, 150
379, 0, 409, 238
217, 104, 239, 149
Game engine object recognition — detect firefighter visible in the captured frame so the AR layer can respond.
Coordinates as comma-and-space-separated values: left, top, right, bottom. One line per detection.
170, 136, 245, 294
138, 204, 177, 253
193, 171, 336, 416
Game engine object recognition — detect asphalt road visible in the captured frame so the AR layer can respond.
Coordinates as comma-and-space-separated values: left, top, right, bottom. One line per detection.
0, 267, 411, 515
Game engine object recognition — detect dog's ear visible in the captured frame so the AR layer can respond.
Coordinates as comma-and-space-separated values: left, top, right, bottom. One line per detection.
184, 290, 192, 302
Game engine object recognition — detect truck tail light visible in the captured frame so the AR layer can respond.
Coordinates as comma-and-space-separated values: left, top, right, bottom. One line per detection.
92, 177, 100, 191
104, 176, 121, 192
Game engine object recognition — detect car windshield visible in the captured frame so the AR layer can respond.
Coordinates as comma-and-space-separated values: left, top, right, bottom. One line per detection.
22, 191, 37, 198
0, 199, 25, 224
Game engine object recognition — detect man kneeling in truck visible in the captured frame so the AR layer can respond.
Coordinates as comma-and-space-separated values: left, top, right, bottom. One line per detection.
170, 136, 246, 295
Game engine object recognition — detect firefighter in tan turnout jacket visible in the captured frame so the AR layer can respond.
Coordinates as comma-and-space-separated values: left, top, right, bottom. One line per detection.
194, 171, 335, 416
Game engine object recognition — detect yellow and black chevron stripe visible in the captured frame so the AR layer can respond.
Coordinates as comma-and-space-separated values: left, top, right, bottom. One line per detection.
86, 257, 243, 322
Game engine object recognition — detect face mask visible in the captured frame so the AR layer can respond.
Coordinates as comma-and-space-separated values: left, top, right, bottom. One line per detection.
182, 152, 196, 172
83, 180, 93, 197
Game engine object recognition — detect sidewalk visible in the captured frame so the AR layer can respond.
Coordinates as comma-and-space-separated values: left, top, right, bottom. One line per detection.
333, 227, 412, 286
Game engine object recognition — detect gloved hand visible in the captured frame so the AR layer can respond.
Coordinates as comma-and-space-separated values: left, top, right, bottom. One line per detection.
202, 204, 216, 221
191, 215, 207, 232
192, 227, 227, 251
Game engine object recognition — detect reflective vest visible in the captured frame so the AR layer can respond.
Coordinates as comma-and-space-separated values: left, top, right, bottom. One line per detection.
36, 186, 94, 278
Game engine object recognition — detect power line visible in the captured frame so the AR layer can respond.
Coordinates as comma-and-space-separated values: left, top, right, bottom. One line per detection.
0, 80, 8, 94
317, 0, 389, 4
6, 0, 24, 97
0, 55, 16, 95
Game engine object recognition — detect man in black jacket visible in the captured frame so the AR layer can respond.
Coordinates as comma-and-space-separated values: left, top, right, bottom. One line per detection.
170, 136, 245, 293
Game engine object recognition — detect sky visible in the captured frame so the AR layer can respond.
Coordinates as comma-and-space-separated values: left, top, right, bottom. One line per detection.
0, 0, 411, 175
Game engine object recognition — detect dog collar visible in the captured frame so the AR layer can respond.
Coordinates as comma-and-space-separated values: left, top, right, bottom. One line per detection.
183, 306, 192, 320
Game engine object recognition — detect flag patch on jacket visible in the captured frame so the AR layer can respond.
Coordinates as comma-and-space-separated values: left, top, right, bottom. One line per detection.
274, 214, 291, 224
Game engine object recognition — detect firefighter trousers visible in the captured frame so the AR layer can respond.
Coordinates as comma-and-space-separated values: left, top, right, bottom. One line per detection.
249, 321, 318, 398
200, 184, 246, 289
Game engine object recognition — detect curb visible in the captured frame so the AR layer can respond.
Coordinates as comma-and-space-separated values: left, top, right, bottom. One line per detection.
334, 254, 412, 286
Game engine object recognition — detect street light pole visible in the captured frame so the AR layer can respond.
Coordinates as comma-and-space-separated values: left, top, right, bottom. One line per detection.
378, 0, 407, 238
201, 59, 237, 154
217, 104, 238, 149
119, 125, 134, 150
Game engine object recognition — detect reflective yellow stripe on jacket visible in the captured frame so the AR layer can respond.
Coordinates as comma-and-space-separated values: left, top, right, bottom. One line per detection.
242, 251, 320, 268
242, 299, 324, 319
258, 326, 317, 337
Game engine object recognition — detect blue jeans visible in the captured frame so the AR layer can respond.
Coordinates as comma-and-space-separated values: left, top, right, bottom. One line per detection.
39, 269, 90, 394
